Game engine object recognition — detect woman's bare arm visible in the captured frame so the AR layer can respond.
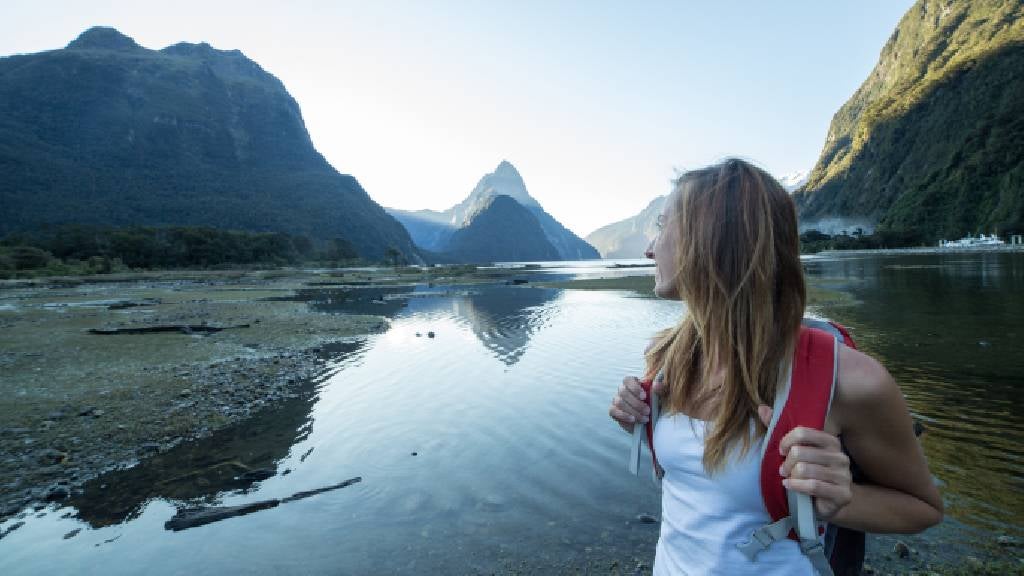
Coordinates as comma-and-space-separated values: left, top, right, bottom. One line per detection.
828, 345, 943, 533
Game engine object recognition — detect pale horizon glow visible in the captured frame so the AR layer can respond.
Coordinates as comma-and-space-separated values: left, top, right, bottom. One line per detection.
2, 1, 914, 237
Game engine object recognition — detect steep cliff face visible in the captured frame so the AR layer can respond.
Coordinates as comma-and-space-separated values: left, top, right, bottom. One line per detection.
444, 195, 560, 263
388, 161, 599, 261
585, 196, 666, 259
794, 0, 1024, 239
0, 27, 419, 261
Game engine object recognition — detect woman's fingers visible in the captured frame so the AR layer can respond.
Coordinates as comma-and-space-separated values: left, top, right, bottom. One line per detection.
782, 477, 852, 508
608, 405, 636, 432
783, 475, 853, 520
617, 377, 650, 419
609, 377, 650, 430
783, 462, 853, 520
778, 426, 853, 520
778, 426, 841, 455
780, 445, 850, 478
782, 460, 850, 485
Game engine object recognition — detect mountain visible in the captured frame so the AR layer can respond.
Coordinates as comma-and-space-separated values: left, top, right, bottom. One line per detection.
778, 170, 809, 193
386, 208, 453, 254
388, 161, 599, 261
586, 168, 806, 257
585, 196, 666, 259
0, 27, 419, 261
793, 0, 1024, 240
446, 195, 560, 263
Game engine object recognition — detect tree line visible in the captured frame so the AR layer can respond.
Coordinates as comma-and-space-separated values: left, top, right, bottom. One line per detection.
799, 229, 930, 254
0, 225, 366, 277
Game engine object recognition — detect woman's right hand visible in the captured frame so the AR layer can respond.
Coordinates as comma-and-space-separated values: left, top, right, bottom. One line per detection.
609, 376, 654, 433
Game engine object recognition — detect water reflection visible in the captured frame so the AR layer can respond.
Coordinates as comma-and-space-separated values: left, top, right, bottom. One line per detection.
66, 341, 364, 529
805, 252, 1024, 534
300, 285, 561, 366
448, 287, 560, 365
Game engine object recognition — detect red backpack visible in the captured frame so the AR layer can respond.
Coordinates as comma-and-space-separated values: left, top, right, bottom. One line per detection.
628, 319, 859, 576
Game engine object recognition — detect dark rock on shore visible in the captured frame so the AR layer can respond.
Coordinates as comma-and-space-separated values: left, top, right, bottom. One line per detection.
36, 448, 67, 466
0, 521, 25, 540
894, 540, 911, 558
43, 483, 70, 501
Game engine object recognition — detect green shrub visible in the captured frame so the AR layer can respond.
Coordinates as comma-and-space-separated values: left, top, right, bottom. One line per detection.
8, 246, 53, 270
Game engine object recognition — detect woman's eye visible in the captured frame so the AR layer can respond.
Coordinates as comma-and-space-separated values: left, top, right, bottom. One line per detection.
656, 215, 665, 230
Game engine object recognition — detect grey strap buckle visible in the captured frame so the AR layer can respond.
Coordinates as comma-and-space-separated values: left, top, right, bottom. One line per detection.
800, 539, 824, 555
737, 516, 793, 560
801, 538, 836, 576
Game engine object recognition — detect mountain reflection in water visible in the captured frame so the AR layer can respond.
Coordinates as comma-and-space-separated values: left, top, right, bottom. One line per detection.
301, 284, 561, 366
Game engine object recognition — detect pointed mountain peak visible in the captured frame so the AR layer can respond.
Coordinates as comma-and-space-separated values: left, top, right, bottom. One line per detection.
777, 170, 809, 193
67, 27, 143, 52
493, 160, 522, 179
455, 160, 536, 214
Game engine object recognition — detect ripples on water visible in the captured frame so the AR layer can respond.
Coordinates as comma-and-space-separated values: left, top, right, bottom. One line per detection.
805, 252, 1024, 536
1, 254, 1020, 574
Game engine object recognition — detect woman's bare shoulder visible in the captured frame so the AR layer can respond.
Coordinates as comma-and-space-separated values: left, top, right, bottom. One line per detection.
836, 344, 899, 409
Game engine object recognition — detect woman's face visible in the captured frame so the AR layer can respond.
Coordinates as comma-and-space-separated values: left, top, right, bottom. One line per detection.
646, 191, 681, 299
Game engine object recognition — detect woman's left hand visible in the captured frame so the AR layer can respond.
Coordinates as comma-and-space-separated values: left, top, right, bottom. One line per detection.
757, 406, 853, 521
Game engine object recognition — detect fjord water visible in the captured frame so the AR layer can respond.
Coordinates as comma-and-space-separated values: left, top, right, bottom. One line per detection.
1, 253, 1021, 574
802, 251, 1024, 538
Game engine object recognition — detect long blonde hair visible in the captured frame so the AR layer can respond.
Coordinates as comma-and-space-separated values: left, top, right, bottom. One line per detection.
645, 158, 806, 473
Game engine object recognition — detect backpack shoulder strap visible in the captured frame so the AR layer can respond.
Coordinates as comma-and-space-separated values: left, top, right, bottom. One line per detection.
760, 326, 837, 525
628, 372, 662, 486
740, 326, 838, 575
801, 317, 857, 350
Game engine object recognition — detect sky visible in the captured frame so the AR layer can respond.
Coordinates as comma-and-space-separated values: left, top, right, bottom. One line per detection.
2, 0, 915, 237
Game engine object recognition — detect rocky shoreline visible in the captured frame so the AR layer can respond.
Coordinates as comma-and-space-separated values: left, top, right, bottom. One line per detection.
0, 269, 402, 522
1, 345, 347, 520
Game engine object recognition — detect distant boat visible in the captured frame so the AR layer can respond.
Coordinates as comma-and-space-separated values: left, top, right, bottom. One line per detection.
939, 234, 1006, 248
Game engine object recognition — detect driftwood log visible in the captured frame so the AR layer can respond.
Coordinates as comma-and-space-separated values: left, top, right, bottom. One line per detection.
164, 476, 361, 531
164, 500, 280, 531
88, 324, 249, 335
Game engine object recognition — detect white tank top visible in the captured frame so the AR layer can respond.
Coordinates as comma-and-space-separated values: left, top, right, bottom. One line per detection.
652, 413, 816, 576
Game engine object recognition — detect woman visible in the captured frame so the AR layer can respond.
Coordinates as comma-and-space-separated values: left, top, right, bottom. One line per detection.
608, 159, 942, 575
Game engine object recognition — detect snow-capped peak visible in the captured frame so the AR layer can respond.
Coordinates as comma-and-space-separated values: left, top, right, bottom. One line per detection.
777, 170, 809, 193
